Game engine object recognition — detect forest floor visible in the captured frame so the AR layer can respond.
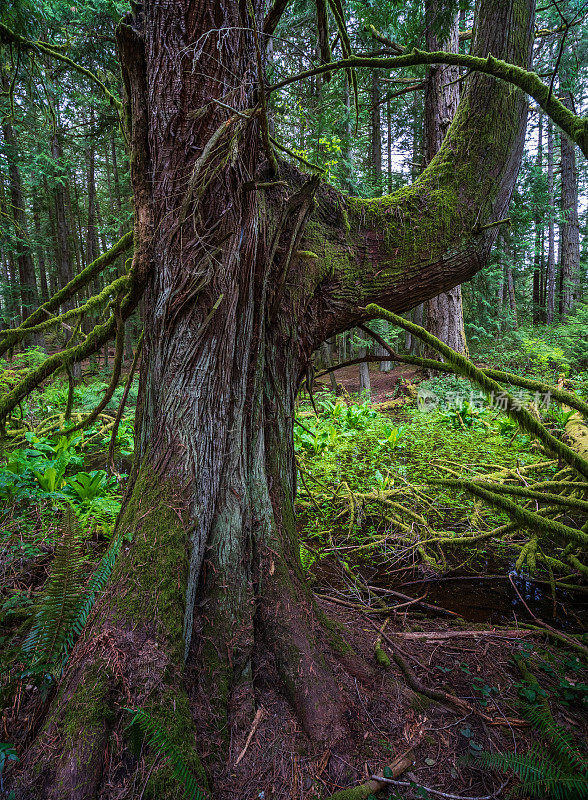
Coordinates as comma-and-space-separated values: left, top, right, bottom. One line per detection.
1, 360, 587, 799
222, 599, 587, 800
315, 363, 419, 403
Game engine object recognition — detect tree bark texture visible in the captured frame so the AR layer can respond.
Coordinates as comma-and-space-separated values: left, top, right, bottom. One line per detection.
1, 98, 42, 345
558, 88, 580, 320
424, 0, 468, 356
12, 0, 534, 796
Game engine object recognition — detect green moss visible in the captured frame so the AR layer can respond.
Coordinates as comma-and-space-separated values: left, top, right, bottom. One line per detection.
316, 606, 355, 656
296, 250, 319, 259
59, 663, 112, 752
374, 643, 391, 668
112, 463, 189, 660
138, 689, 209, 799
409, 692, 435, 712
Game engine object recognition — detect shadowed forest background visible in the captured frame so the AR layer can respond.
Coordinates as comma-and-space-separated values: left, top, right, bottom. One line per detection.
0, 0, 587, 798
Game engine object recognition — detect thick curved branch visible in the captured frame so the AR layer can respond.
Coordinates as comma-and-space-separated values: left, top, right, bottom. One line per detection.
287, 0, 535, 346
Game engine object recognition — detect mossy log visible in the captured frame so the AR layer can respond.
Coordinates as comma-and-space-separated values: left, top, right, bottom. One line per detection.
324, 751, 414, 800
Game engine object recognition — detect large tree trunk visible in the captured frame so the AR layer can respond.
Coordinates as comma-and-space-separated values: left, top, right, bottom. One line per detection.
12, 0, 533, 796
424, 0, 468, 357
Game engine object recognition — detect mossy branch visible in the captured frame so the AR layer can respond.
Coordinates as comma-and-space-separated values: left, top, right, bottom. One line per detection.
65, 304, 126, 434
369, 348, 588, 419
0, 289, 139, 422
365, 304, 588, 481
1, 274, 130, 342
0, 23, 122, 111
0, 231, 133, 356
269, 50, 588, 156
432, 478, 588, 547
445, 479, 588, 514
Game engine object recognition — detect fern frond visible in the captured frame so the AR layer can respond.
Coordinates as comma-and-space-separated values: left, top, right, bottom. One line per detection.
521, 773, 588, 800
22, 507, 85, 670
525, 703, 588, 776
60, 536, 122, 668
125, 708, 206, 800
478, 747, 547, 784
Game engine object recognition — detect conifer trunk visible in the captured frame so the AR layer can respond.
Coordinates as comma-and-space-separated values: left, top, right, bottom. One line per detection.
424, 0, 468, 357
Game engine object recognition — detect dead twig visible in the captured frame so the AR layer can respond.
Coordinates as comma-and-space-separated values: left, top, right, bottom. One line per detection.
234, 707, 265, 767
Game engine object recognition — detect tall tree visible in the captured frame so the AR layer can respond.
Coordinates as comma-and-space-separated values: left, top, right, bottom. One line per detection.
424, 0, 468, 355
532, 113, 545, 323
558, 81, 580, 319
546, 117, 557, 323
12, 0, 535, 795
371, 69, 383, 193
1, 81, 41, 345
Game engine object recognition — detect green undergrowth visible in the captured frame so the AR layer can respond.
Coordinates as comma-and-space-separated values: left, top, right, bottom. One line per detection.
468, 304, 588, 383
0, 371, 134, 692
294, 385, 569, 576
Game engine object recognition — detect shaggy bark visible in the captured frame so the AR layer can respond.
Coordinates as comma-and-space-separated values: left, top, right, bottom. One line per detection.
12, 0, 534, 796
424, 0, 468, 356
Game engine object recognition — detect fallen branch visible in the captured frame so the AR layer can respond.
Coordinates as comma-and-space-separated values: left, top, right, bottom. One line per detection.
386, 629, 533, 641
366, 305, 588, 481
324, 750, 414, 800
371, 775, 511, 800
234, 707, 265, 766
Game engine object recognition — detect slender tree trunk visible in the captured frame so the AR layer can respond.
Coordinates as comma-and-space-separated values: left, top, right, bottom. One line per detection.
50, 131, 75, 303
424, 0, 468, 356
0, 175, 21, 328
387, 98, 392, 193
546, 118, 556, 323
558, 88, 579, 320
532, 113, 543, 324
33, 192, 50, 304
1, 97, 42, 346
411, 302, 425, 355
371, 70, 382, 194
358, 344, 371, 399
507, 264, 518, 329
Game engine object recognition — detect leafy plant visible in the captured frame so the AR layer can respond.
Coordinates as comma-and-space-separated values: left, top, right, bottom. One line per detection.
21, 508, 86, 677
477, 703, 588, 798
20, 510, 120, 684
0, 742, 18, 792
59, 537, 121, 668
65, 470, 116, 503
378, 424, 406, 450
125, 708, 207, 799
